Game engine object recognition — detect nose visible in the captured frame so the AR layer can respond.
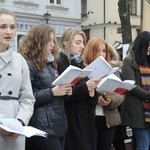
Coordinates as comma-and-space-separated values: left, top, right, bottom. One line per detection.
50, 40, 55, 47
80, 42, 85, 49
5, 27, 12, 34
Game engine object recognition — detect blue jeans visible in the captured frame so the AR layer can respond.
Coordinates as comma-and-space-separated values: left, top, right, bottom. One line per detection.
133, 128, 150, 150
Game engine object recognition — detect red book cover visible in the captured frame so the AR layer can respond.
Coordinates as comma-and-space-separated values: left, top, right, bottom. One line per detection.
114, 88, 129, 94
70, 77, 82, 86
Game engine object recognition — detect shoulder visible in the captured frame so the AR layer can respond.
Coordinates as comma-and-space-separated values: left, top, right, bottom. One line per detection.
12, 51, 28, 66
123, 52, 138, 69
57, 52, 70, 74
122, 53, 133, 66
59, 52, 69, 62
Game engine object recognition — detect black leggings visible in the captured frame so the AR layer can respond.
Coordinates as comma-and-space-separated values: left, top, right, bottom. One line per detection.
25, 136, 65, 150
95, 116, 116, 150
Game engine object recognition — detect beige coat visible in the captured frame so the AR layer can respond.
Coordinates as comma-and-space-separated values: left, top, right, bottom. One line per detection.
103, 94, 124, 127
0, 48, 35, 150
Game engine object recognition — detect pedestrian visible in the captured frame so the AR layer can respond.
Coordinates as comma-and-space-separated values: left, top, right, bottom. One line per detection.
121, 31, 150, 150
19, 24, 72, 150
0, 8, 35, 150
57, 28, 100, 150
83, 37, 125, 150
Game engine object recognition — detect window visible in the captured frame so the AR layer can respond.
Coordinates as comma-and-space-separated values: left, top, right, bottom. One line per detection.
14, 0, 35, 2
83, 29, 90, 42
81, 0, 87, 18
49, 0, 61, 5
130, 0, 137, 15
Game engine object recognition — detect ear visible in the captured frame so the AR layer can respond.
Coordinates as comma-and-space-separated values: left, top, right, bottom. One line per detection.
63, 41, 69, 50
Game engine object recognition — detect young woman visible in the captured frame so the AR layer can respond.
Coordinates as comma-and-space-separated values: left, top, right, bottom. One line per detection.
121, 31, 150, 150
57, 28, 100, 150
83, 37, 124, 150
19, 24, 72, 150
0, 8, 35, 150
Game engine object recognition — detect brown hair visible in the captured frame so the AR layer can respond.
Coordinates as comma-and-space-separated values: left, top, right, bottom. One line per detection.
83, 37, 110, 65
19, 24, 59, 70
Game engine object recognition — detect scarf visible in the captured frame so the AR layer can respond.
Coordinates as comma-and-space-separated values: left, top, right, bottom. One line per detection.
139, 65, 150, 123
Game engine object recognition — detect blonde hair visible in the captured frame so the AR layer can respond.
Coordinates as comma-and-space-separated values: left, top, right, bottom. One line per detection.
61, 28, 86, 51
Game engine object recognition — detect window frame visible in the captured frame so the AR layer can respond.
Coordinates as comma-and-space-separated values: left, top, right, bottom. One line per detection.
49, 0, 62, 6
130, 0, 137, 15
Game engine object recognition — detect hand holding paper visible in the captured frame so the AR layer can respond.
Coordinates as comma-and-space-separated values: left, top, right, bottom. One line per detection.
52, 65, 92, 86
0, 118, 47, 138
85, 56, 119, 79
96, 74, 136, 94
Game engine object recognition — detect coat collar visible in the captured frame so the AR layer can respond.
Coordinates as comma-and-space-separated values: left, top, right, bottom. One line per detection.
0, 47, 14, 71
129, 51, 139, 70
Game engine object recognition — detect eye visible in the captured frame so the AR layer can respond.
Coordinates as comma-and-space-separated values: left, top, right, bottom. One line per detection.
10, 25, 16, 29
0, 25, 7, 29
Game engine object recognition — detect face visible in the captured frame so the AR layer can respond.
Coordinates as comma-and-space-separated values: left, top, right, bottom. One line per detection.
46, 32, 55, 54
97, 43, 107, 58
0, 14, 16, 51
70, 34, 85, 55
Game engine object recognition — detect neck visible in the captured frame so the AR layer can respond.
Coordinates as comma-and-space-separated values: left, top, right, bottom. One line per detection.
0, 45, 8, 53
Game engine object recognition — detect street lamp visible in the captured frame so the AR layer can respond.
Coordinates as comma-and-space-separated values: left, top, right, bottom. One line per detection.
44, 12, 51, 24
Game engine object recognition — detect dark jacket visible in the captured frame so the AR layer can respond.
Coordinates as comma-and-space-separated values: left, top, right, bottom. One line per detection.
57, 52, 97, 150
121, 51, 150, 128
26, 60, 68, 138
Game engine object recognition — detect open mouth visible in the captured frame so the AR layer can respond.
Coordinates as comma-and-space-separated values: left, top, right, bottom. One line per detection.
5, 37, 12, 41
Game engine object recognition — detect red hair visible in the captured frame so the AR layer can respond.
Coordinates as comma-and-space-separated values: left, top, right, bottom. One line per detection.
83, 37, 110, 65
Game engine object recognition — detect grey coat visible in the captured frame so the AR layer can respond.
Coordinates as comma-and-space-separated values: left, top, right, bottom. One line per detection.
0, 48, 35, 150
121, 52, 150, 128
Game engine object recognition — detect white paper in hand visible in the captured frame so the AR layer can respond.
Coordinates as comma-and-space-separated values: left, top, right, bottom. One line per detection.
85, 56, 119, 79
0, 118, 47, 138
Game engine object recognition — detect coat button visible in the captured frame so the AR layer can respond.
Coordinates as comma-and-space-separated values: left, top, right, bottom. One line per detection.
8, 91, 13, 95
0, 74, 2, 78
7, 73, 12, 76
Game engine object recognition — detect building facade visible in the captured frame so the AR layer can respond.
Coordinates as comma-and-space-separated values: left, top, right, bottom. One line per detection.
81, 0, 143, 45
142, 0, 150, 31
1, 0, 150, 51
0, 0, 82, 50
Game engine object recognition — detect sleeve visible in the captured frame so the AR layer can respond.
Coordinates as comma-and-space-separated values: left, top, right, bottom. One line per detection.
16, 56, 35, 126
121, 56, 150, 102
64, 81, 89, 103
104, 94, 125, 111
27, 61, 55, 108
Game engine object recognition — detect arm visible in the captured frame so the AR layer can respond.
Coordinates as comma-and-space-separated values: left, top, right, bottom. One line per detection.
121, 56, 150, 102
16, 57, 35, 126
64, 80, 89, 103
104, 94, 125, 111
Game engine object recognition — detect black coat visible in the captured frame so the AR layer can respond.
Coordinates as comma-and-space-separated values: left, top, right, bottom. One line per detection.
57, 52, 97, 150
26, 60, 68, 138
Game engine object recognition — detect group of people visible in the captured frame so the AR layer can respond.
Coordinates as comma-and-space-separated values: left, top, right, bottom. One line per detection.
0, 8, 150, 150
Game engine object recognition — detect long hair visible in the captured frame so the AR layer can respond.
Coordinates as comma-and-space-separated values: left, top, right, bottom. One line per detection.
83, 37, 111, 65
131, 31, 150, 65
61, 27, 86, 51
19, 24, 59, 70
